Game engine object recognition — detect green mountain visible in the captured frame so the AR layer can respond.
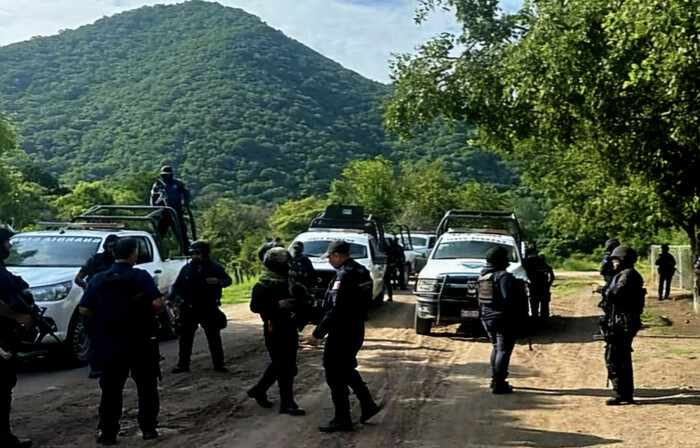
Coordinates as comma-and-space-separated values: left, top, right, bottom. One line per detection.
0, 1, 514, 203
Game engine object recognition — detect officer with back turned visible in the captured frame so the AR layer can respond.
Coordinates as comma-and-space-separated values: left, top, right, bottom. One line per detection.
0, 225, 33, 448
247, 247, 307, 416
74, 234, 119, 289
522, 247, 555, 322
602, 246, 645, 405
655, 244, 676, 301
310, 240, 381, 432
78, 238, 165, 445
478, 246, 528, 394
170, 241, 232, 374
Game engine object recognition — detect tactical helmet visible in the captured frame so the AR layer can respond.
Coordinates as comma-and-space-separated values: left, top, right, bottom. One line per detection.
604, 238, 620, 252
0, 224, 15, 244
610, 246, 637, 265
525, 247, 539, 258
486, 246, 510, 268
160, 165, 173, 175
103, 234, 119, 249
263, 247, 291, 276
189, 240, 211, 258
661, 244, 670, 252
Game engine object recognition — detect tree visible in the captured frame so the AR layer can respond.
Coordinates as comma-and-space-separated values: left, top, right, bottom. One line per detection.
329, 156, 399, 224
386, 0, 700, 257
268, 196, 331, 241
53, 181, 114, 219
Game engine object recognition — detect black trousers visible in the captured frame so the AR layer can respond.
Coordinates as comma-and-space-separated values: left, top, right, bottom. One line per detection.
529, 287, 551, 318
605, 336, 635, 399
157, 211, 189, 246
252, 327, 299, 406
482, 318, 516, 383
98, 363, 160, 437
323, 332, 375, 423
658, 273, 673, 299
177, 311, 224, 369
0, 352, 17, 435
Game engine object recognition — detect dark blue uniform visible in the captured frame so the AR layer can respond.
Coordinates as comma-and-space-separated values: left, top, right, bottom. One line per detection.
249, 277, 306, 408
313, 258, 376, 425
150, 178, 190, 241
0, 262, 29, 438
78, 252, 115, 285
79, 262, 162, 439
479, 267, 527, 388
170, 260, 232, 370
522, 255, 554, 319
290, 254, 317, 290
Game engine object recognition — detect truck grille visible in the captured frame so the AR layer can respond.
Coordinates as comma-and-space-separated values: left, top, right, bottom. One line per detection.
438, 274, 479, 306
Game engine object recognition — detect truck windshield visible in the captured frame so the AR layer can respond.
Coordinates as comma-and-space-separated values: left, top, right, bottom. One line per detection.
433, 240, 518, 261
6, 236, 102, 267
409, 236, 427, 247
301, 240, 368, 259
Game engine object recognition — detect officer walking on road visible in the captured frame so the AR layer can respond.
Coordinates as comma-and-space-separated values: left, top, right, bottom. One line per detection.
310, 240, 381, 432
170, 241, 232, 374
522, 248, 555, 321
655, 244, 676, 301
478, 246, 528, 394
78, 238, 165, 445
602, 246, 645, 405
0, 225, 33, 448
247, 247, 307, 416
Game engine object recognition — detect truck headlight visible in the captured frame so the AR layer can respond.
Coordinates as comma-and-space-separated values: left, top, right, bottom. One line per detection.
31, 281, 72, 302
416, 279, 440, 293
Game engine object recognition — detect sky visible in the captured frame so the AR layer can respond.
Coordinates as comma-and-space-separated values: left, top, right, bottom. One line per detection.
0, 0, 519, 83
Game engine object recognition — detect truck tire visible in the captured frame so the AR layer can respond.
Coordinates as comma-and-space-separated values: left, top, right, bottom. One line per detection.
65, 313, 90, 365
414, 306, 432, 335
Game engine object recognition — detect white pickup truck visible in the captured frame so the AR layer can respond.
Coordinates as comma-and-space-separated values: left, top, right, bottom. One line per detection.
6, 223, 188, 363
413, 211, 529, 335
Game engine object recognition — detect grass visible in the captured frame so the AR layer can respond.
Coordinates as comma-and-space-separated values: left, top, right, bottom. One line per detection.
221, 277, 257, 305
550, 279, 593, 299
640, 309, 674, 335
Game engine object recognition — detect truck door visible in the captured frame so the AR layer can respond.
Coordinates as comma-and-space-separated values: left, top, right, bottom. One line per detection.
132, 236, 161, 289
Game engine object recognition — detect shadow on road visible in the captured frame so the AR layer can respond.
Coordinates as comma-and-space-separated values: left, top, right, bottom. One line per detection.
516, 386, 700, 405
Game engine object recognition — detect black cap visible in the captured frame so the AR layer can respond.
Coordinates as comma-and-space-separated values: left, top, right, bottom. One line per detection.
292, 241, 304, 250
160, 165, 173, 174
486, 246, 510, 268
323, 240, 350, 257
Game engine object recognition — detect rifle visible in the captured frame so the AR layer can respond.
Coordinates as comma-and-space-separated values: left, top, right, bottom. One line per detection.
14, 290, 62, 345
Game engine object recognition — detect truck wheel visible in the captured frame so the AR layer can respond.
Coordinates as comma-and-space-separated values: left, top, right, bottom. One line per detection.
65, 313, 90, 365
414, 306, 432, 335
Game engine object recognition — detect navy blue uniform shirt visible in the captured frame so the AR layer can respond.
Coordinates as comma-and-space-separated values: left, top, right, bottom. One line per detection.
170, 260, 232, 306
0, 261, 30, 345
79, 252, 115, 284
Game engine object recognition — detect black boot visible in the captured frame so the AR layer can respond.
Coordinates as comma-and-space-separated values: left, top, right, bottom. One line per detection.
318, 418, 353, 433
0, 433, 33, 448
360, 402, 381, 423
247, 386, 273, 409
280, 402, 306, 416
492, 381, 514, 395
606, 396, 635, 406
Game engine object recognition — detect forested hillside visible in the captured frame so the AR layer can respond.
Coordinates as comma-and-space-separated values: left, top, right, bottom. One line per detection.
0, 0, 513, 203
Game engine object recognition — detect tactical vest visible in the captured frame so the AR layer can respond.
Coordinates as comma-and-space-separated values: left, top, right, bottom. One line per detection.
477, 272, 502, 305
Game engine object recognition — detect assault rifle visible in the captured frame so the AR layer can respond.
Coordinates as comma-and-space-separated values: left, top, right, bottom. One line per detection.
14, 290, 62, 346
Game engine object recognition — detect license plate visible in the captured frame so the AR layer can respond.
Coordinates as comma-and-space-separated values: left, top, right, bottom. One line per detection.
461, 309, 479, 318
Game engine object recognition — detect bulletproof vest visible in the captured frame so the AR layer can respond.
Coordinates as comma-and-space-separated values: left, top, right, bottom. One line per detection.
95, 270, 154, 341
477, 272, 502, 305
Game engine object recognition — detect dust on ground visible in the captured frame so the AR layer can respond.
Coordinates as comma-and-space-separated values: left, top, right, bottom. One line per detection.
12, 272, 700, 447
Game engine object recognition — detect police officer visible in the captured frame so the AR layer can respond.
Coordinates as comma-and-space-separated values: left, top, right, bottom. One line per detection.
150, 165, 191, 241
247, 248, 307, 416
0, 225, 33, 448
170, 241, 232, 374
389, 238, 407, 289
655, 244, 676, 301
602, 246, 645, 405
74, 234, 119, 289
75, 234, 119, 379
78, 238, 165, 445
310, 240, 380, 432
289, 241, 317, 290
258, 237, 284, 262
522, 248, 555, 321
600, 238, 620, 289
478, 246, 527, 394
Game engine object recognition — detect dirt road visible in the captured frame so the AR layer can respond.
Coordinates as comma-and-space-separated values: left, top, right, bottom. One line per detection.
13, 274, 700, 447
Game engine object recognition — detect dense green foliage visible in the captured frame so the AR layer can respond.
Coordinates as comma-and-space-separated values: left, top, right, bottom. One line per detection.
0, 0, 513, 204
386, 0, 699, 255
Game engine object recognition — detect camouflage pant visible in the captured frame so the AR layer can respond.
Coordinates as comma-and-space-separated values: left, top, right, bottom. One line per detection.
604, 337, 635, 399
